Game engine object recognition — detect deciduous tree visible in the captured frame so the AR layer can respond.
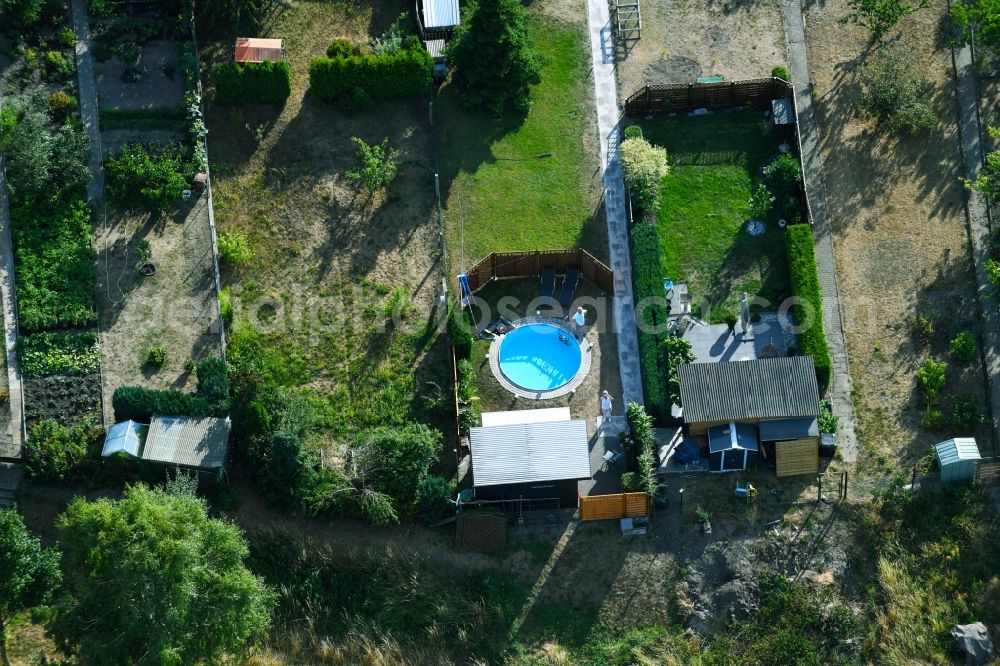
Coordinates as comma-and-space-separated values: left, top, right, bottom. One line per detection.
841, 0, 929, 43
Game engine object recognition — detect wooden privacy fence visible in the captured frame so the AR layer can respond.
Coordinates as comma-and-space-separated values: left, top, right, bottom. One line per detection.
579, 492, 649, 521
625, 77, 794, 117
464, 249, 614, 294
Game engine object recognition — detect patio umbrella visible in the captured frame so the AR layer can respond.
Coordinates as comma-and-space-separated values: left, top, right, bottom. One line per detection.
739, 292, 750, 335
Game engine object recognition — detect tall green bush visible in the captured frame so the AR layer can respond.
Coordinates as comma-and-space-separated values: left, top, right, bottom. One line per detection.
449, 304, 474, 360
857, 46, 936, 134
786, 225, 832, 387
308, 40, 432, 106
626, 402, 658, 498
620, 136, 669, 216
449, 0, 542, 115
106, 143, 189, 210
213, 60, 292, 105
196, 356, 230, 405
24, 419, 93, 482
353, 423, 442, 508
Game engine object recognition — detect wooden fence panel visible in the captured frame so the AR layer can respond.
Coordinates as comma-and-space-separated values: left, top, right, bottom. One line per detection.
460, 249, 614, 295
625, 77, 794, 117
579, 492, 650, 521
776, 439, 820, 477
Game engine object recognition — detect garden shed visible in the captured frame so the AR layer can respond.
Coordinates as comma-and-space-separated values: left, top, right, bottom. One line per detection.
935, 438, 981, 484
101, 416, 231, 475
234, 38, 284, 63
708, 422, 759, 472
470, 410, 590, 505
416, 0, 460, 39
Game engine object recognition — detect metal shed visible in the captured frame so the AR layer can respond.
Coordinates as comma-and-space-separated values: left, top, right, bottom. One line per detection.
707, 422, 758, 472
101, 420, 148, 458
935, 438, 981, 484
417, 0, 460, 33
469, 414, 591, 504
234, 38, 284, 63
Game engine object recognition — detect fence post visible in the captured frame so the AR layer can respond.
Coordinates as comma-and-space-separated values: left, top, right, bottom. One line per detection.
687, 84, 693, 109
645, 85, 650, 110
817, 475, 822, 502
730, 81, 736, 106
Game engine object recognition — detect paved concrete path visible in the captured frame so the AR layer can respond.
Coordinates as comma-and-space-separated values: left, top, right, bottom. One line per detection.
585, 0, 644, 407
951, 40, 1000, 454
0, 155, 24, 459
71, 0, 104, 206
783, 0, 859, 461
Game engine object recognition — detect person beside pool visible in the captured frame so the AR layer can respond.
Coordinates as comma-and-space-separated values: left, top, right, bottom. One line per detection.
571, 306, 587, 338
601, 390, 613, 419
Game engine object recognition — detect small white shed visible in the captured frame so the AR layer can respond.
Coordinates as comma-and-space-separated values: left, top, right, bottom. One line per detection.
935, 438, 981, 484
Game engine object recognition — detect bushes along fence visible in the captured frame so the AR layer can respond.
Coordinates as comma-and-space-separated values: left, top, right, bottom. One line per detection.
112, 386, 215, 423
786, 224, 831, 387
308, 39, 432, 105
213, 60, 292, 105
630, 224, 669, 416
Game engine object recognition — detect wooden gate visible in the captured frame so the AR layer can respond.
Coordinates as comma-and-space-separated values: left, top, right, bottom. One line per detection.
579, 492, 649, 521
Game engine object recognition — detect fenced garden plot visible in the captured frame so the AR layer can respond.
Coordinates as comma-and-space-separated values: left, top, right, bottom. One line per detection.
638, 110, 792, 323
439, 11, 603, 273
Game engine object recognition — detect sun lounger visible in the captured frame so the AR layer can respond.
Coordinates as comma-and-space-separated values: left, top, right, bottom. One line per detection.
540, 267, 556, 307
558, 267, 581, 307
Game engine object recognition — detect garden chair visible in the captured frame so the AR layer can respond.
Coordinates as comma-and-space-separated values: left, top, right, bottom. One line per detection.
558, 267, 581, 307
540, 267, 556, 308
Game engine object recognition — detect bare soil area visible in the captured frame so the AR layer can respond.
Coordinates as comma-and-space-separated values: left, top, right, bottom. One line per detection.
94, 200, 222, 423
803, 0, 991, 470
614, 0, 788, 103
94, 41, 185, 110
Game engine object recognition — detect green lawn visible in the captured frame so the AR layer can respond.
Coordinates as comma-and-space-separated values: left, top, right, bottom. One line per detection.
641, 111, 790, 322
439, 14, 602, 273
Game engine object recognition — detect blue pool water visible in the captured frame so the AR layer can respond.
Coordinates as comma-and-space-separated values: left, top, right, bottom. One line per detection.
498, 323, 583, 391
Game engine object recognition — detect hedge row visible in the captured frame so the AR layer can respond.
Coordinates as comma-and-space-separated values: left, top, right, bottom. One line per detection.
112, 386, 215, 423
308, 42, 432, 104
630, 223, 669, 416
786, 224, 832, 387
213, 60, 292, 105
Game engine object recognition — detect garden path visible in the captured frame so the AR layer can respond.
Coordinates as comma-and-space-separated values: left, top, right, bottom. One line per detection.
952, 36, 1000, 454
783, 0, 858, 462
585, 0, 644, 407
70, 0, 105, 206
0, 153, 24, 460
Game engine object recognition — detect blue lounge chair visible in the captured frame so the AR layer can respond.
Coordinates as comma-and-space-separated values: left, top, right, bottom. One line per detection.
558, 267, 581, 307
540, 267, 556, 306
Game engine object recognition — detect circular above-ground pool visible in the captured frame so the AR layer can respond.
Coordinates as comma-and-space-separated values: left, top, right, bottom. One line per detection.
492, 320, 590, 398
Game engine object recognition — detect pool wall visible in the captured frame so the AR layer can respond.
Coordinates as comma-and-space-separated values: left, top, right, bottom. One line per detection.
488, 316, 592, 400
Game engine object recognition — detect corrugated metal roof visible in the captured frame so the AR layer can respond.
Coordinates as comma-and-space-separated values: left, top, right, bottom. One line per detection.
708, 423, 759, 453
678, 356, 820, 424
424, 38, 446, 59
470, 419, 591, 487
101, 420, 147, 458
481, 408, 571, 428
759, 417, 819, 441
423, 0, 460, 29
935, 438, 981, 466
143, 416, 231, 469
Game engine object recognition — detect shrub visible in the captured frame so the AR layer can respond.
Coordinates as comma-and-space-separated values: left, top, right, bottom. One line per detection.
19, 331, 100, 376
450, 0, 541, 115
45, 50, 74, 78
326, 38, 363, 58
353, 423, 442, 507
620, 136, 669, 215
857, 46, 936, 134
842, 0, 929, 44
217, 230, 254, 265
89, 0, 115, 16
116, 42, 141, 65
416, 475, 455, 524
5, 112, 90, 206
2, 0, 44, 24
338, 86, 374, 112
950, 330, 976, 363
346, 137, 399, 191
663, 335, 694, 409
12, 200, 97, 331
626, 402, 658, 497
748, 183, 775, 219
49, 90, 77, 113
112, 386, 215, 422
449, 304, 474, 359
818, 399, 838, 434
309, 41, 432, 103
623, 125, 644, 140
921, 405, 945, 430
631, 224, 670, 414
24, 419, 92, 482
763, 154, 802, 193
621, 471, 642, 492
772, 65, 790, 81
950, 395, 984, 430
213, 60, 292, 105
145, 345, 167, 367
966, 128, 1000, 204
371, 11, 411, 55
909, 313, 935, 341
916, 358, 947, 401
196, 356, 229, 405
106, 143, 189, 210
952, 0, 1000, 51
786, 225, 832, 386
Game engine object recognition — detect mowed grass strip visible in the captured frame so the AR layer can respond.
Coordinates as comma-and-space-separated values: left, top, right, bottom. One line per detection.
440, 14, 600, 269
641, 111, 790, 321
